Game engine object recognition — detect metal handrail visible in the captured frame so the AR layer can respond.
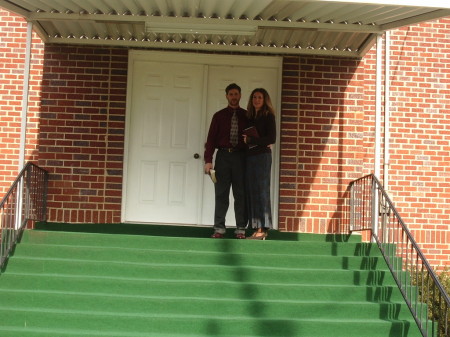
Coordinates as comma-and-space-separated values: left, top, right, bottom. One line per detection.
350, 174, 449, 337
0, 162, 48, 270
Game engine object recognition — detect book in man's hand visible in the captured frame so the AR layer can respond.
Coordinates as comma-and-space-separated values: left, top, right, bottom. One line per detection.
209, 169, 217, 183
242, 126, 259, 149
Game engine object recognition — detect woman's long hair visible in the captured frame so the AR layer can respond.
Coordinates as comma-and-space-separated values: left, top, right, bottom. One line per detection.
246, 88, 275, 119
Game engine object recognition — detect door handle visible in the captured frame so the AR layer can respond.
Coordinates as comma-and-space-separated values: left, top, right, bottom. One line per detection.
194, 153, 200, 159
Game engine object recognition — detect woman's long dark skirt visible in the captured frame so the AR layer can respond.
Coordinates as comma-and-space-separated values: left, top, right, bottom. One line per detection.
246, 152, 272, 229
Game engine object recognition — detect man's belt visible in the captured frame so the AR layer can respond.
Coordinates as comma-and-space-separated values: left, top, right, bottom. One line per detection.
219, 147, 242, 153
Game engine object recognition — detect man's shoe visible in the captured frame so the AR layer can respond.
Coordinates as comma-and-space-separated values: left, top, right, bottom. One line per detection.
235, 233, 246, 239
211, 232, 224, 238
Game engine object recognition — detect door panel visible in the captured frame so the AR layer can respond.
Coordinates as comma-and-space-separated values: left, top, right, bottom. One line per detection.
124, 61, 204, 224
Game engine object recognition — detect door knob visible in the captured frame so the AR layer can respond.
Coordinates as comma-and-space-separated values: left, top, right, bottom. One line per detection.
194, 153, 200, 159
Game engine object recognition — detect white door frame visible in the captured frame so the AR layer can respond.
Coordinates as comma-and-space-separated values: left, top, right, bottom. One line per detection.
122, 50, 282, 228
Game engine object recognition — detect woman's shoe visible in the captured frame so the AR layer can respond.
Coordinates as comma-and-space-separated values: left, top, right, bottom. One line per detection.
246, 230, 267, 240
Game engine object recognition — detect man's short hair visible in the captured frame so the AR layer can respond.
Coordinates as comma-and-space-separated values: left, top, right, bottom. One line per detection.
225, 83, 241, 94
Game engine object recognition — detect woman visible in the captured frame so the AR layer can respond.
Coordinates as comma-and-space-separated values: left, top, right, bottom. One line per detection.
243, 88, 276, 240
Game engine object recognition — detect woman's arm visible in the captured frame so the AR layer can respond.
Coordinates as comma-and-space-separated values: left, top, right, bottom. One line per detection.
247, 114, 276, 146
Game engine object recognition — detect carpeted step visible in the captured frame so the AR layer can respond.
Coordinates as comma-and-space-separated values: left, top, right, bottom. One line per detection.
0, 289, 418, 320
0, 226, 424, 337
4, 255, 399, 286
11, 243, 394, 271
20, 230, 381, 256
0, 308, 421, 337
0, 273, 408, 302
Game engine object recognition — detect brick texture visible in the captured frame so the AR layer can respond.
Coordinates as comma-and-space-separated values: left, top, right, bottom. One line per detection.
278, 56, 365, 234
364, 21, 450, 268
0, 8, 43, 189
38, 45, 128, 224
0, 8, 449, 267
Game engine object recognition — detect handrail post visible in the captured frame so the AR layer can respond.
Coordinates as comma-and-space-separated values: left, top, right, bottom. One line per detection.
371, 177, 378, 242
349, 182, 355, 231
14, 179, 23, 231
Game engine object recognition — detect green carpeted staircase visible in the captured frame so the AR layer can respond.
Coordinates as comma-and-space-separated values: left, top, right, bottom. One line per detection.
0, 223, 423, 337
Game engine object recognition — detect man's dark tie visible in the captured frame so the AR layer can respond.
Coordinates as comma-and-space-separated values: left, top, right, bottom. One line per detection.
230, 110, 238, 147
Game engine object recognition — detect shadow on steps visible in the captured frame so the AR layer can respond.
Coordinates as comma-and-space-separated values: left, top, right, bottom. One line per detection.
34, 222, 356, 242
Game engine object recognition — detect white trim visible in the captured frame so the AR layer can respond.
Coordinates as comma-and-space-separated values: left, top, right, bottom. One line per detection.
129, 50, 282, 68
120, 52, 138, 221
375, 35, 382, 179
272, 60, 283, 230
384, 31, 391, 191
18, 21, 33, 170
197, 66, 210, 225
373, 34, 383, 240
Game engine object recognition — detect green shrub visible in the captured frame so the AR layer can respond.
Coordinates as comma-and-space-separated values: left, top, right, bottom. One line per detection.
411, 267, 450, 337
438, 268, 450, 291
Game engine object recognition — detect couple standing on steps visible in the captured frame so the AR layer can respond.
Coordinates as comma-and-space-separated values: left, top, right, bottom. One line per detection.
204, 83, 276, 240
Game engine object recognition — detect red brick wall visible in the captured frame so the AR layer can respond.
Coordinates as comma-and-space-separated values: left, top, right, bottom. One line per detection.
0, 8, 43, 190
278, 56, 365, 234
0, 9, 449, 267
368, 21, 450, 267
39, 45, 128, 224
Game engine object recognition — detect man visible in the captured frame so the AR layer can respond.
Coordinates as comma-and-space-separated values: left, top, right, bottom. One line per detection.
204, 83, 248, 239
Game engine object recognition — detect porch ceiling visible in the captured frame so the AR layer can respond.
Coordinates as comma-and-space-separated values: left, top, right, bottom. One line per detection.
1, 0, 450, 58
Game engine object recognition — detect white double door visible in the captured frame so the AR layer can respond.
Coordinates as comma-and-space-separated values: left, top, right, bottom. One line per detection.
123, 51, 280, 226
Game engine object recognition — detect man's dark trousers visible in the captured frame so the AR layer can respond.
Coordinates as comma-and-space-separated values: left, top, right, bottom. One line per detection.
213, 149, 247, 234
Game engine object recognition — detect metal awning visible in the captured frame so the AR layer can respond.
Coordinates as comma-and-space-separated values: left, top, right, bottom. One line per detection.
1, 0, 450, 57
